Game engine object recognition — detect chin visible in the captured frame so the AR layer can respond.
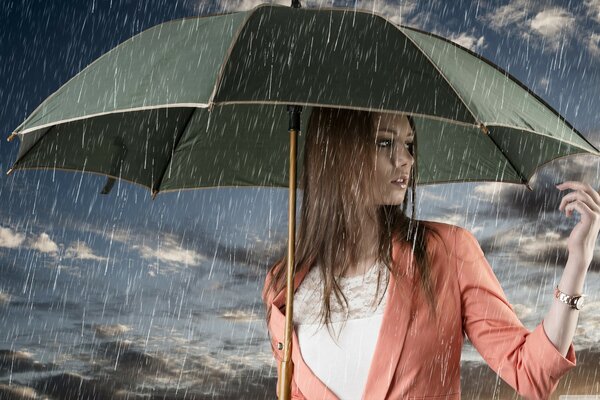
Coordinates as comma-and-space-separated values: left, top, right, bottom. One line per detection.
380, 194, 406, 206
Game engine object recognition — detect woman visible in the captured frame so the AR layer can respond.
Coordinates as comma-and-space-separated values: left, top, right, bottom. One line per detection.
263, 108, 599, 399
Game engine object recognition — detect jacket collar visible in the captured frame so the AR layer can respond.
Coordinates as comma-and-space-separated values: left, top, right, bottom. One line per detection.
269, 239, 417, 399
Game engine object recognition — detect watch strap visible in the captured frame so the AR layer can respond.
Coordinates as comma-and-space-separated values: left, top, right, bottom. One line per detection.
554, 285, 585, 310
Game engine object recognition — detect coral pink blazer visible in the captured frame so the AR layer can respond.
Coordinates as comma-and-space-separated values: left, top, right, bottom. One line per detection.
263, 222, 576, 399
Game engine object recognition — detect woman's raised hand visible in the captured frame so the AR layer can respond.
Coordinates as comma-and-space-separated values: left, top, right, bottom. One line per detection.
556, 181, 600, 268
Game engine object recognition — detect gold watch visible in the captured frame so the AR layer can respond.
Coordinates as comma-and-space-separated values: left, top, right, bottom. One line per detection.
554, 285, 585, 310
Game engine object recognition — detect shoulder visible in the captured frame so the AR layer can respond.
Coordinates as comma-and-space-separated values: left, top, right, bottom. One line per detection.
414, 220, 482, 260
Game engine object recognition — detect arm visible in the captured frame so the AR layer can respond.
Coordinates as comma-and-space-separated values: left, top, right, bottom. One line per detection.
457, 227, 576, 400
543, 181, 600, 356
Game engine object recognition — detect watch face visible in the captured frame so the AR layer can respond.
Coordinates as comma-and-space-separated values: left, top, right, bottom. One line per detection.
574, 297, 584, 310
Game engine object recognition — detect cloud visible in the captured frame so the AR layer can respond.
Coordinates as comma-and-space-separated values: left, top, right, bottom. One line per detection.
133, 236, 204, 267
203, 0, 419, 26
585, 0, 600, 23
212, 0, 287, 12
485, 0, 531, 31
448, 32, 486, 53
0, 226, 26, 248
65, 241, 107, 261
538, 77, 550, 91
483, 2, 575, 51
588, 33, 600, 57
529, 8, 575, 47
29, 233, 59, 254
473, 182, 506, 202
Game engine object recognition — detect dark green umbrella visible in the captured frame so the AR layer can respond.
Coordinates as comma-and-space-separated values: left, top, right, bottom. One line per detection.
7, 3, 600, 398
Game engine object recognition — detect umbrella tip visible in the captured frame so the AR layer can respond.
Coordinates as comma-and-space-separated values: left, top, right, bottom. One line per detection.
151, 189, 158, 200
6, 167, 14, 176
7, 133, 16, 142
525, 182, 533, 191
479, 124, 489, 135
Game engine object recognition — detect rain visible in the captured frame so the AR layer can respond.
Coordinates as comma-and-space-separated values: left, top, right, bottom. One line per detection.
1, 0, 599, 399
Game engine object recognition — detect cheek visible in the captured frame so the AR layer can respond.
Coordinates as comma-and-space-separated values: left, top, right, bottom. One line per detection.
374, 155, 391, 178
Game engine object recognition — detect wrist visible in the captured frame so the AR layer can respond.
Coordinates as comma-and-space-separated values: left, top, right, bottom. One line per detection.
554, 285, 586, 310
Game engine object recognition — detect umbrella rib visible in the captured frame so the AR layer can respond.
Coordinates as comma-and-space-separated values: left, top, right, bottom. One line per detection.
483, 132, 533, 190
485, 123, 600, 155
207, 6, 259, 106
151, 108, 197, 199
399, 33, 534, 189
399, 28, 481, 127
7, 165, 153, 192
400, 25, 589, 143
14, 104, 209, 136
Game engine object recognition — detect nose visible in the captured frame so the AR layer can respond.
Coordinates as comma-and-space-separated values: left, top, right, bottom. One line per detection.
392, 143, 414, 168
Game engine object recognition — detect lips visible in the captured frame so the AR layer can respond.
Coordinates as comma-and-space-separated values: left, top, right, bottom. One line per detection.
391, 175, 410, 188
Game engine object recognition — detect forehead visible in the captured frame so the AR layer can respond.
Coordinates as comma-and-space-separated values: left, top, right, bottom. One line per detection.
373, 113, 414, 137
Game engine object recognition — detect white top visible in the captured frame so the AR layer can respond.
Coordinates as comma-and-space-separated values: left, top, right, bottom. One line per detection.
293, 263, 389, 400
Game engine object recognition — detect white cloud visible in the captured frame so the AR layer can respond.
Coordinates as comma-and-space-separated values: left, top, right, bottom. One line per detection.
134, 236, 204, 267
214, 0, 287, 12
485, 0, 531, 31
588, 32, 600, 57
428, 213, 463, 226
529, 8, 575, 42
204, 0, 419, 26
65, 241, 107, 261
0, 226, 26, 248
448, 32, 486, 53
538, 77, 550, 91
29, 233, 59, 254
473, 182, 506, 201
483, 2, 575, 51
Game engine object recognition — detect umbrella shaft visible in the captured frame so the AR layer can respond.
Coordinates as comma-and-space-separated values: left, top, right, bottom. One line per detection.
280, 126, 298, 400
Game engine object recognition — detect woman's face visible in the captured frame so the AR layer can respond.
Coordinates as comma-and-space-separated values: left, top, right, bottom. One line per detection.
371, 113, 415, 206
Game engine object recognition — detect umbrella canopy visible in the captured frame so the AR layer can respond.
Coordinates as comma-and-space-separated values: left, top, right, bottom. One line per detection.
9, 4, 600, 193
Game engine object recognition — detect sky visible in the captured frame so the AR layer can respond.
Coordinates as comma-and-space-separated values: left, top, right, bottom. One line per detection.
1, 0, 600, 398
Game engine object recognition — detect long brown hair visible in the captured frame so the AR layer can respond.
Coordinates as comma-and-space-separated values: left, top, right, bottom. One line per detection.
266, 107, 442, 328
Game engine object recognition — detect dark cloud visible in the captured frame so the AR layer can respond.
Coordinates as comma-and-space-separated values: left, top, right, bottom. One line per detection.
0, 350, 54, 377
478, 224, 600, 271
0, 384, 39, 400
34, 373, 120, 400
461, 347, 600, 398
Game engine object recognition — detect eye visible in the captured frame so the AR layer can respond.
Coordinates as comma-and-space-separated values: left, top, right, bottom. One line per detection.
376, 138, 393, 149
406, 142, 414, 155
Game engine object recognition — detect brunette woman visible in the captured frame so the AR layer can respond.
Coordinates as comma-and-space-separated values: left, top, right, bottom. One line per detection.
263, 107, 598, 399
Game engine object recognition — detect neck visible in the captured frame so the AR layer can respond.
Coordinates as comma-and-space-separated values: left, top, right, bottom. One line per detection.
339, 209, 380, 278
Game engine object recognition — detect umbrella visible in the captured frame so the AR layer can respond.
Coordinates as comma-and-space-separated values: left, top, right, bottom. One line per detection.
7, 2, 600, 398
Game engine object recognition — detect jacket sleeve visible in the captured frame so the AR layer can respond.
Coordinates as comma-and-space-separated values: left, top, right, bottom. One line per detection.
455, 227, 576, 400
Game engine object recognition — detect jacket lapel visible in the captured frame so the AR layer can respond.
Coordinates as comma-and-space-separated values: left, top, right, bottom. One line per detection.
270, 267, 339, 399
361, 239, 417, 399
269, 239, 415, 399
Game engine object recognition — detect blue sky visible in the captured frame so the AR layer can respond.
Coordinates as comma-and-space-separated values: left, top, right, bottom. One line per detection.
0, 1, 600, 397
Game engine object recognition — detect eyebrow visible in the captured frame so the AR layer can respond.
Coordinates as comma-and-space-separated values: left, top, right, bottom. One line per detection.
376, 128, 415, 139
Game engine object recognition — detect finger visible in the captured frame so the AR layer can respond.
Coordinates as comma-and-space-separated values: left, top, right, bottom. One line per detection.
557, 181, 600, 205
559, 190, 600, 213
564, 199, 597, 221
